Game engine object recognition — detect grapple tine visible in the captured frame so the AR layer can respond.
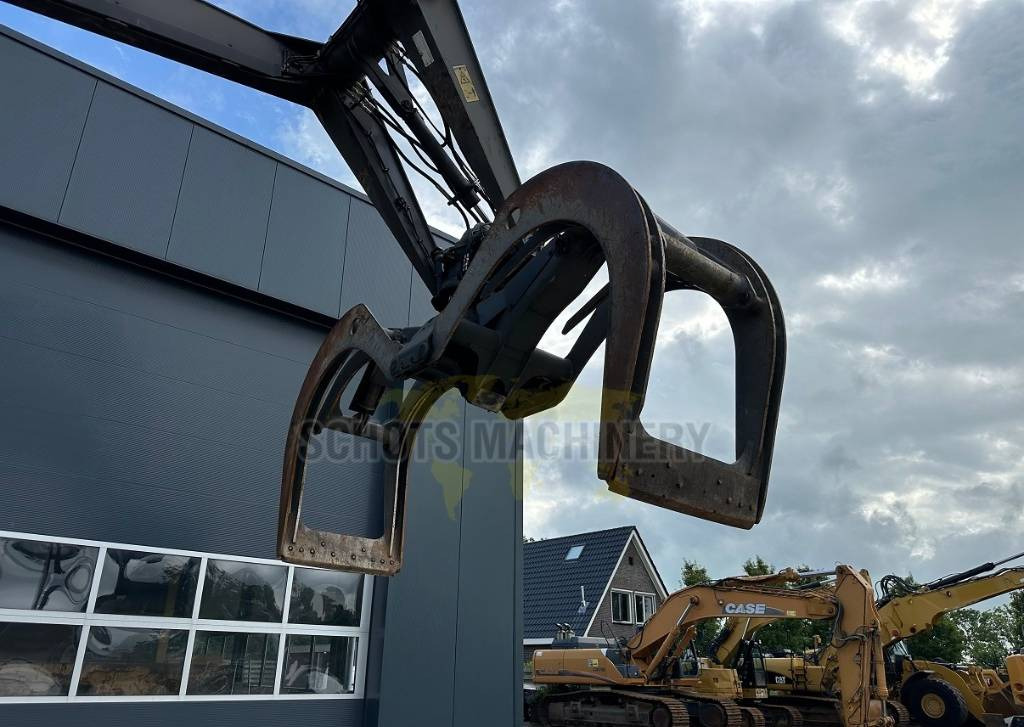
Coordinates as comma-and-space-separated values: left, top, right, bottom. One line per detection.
277, 305, 444, 576
601, 223, 785, 528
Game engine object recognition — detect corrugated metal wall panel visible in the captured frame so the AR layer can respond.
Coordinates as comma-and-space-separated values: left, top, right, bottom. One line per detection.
0, 226, 327, 559
377, 391, 465, 727
59, 83, 192, 257
453, 406, 518, 727
339, 200, 413, 327
166, 127, 276, 288
0, 696, 364, 727
259, 164, 350, 317
0, 33, 95, 221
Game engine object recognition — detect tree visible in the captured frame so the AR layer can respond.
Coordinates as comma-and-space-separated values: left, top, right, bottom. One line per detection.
906, 614, 966, 663
742, 556, 773, 576
738, 556, 830, 656
680, 559, 718, 655
966, 608, 1012, 668
1002, 591, 1024, 653
681, 560, 710, 588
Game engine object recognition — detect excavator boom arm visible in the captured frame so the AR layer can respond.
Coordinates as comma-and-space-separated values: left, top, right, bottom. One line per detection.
880, 567, 1024, 644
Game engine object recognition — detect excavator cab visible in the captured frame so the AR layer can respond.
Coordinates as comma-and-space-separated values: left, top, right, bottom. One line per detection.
735, 639, 770, 693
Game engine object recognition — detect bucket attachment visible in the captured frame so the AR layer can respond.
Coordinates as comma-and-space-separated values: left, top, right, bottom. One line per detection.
279, 161, 785, 574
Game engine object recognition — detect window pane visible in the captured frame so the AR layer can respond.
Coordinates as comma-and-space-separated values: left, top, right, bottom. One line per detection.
281, 635, 356, 695
0, 538, 98, 612
612, 591, 631, 622
199, 560, 287, 622
289, 568, 363, 627
187, 631, 279, 696
94, 549, 200, 618
0, 622, 79, 696
77, 627, 187, 696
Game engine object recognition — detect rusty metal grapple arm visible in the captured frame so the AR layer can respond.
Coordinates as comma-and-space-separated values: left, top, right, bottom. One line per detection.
7, 0, 786, 576
281, 161, 784, 574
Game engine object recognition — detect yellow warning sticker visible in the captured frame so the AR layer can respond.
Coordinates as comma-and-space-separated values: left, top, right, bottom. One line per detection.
453, 64, 479, 103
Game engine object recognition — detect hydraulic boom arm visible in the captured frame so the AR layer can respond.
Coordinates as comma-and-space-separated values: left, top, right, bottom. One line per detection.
877, 566, 1024, 645
7, 0, 787, 575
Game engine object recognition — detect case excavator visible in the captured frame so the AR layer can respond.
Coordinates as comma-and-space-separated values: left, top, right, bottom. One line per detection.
531, 565, 892, 727
712, 553, 1024, 727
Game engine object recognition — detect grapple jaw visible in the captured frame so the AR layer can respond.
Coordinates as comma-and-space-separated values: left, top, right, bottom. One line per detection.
279, 161, 785, 574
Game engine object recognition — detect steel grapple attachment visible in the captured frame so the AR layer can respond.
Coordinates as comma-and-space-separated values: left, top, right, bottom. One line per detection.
279, 161, 785, 574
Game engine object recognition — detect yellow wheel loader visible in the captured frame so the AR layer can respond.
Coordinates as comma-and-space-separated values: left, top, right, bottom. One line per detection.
710, 554, 1024, 727
532, 565, 892, 727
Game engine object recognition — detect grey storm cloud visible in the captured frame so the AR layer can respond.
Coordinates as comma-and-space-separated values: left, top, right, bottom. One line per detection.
7, 0, 1019, 589
474, 0, 1024, 585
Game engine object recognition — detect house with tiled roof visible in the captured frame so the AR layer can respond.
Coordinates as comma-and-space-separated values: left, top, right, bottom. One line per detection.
523, 526, 668, 662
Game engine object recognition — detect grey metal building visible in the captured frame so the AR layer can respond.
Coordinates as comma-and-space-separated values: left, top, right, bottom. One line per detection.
0, 25, 522, 727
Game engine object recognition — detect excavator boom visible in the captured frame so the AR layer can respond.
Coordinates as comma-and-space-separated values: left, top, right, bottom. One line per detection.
878, 566, 1024, 644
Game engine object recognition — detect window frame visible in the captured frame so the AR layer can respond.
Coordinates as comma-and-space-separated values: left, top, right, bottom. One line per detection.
633, 592, 656, 624
0, 529, 372, 704
610, 588, 634, 624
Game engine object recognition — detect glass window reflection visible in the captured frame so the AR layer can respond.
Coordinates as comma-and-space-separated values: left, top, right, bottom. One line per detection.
280, 635, 356, 695
0, 538, 97, 612
199, 560, 286, 623
94, 550, 200, 618
288, 569, 363, 627
0, 622, 80, 696
186, 631, 279, 695
77, 627, 187, 696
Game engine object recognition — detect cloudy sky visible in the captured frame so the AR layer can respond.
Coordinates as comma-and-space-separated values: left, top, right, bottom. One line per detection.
3, 0, 1021, 589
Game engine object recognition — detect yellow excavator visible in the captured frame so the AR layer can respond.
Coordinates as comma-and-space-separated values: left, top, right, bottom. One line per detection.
710, 553, 1024, 727
532, 565, 892, 727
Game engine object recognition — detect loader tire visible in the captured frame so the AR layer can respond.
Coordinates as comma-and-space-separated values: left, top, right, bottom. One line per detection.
903, 677, 969, 727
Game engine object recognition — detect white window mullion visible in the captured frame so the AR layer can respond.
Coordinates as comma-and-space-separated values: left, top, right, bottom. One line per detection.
273, 566, 296, 696
68, 544, 107, 699
86, 546, 106, 615
178, 557, 208, 698
66, 624, 91, 701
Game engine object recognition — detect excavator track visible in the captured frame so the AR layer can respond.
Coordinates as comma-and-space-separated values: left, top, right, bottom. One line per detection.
678, 691, 744, 727
758, 696, 845, 727
537, 689, 691, 727
739, 706, 767, 727
752, 704, 804, 727
885, 700, 912, 726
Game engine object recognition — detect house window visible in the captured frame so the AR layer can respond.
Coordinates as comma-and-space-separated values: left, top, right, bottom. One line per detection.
565, 545, 584, 561
634, 593, 656, 624
0, 531, 371, 703
611, 590, 633, 623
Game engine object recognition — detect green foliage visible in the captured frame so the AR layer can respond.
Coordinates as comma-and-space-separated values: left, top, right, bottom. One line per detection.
742, 556, 773, 576
680, 559, 719, 655
681, 560, 711, 587
1003, 591, 1024, 653
741, 556, 832, 656
906, 614, 966, 663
